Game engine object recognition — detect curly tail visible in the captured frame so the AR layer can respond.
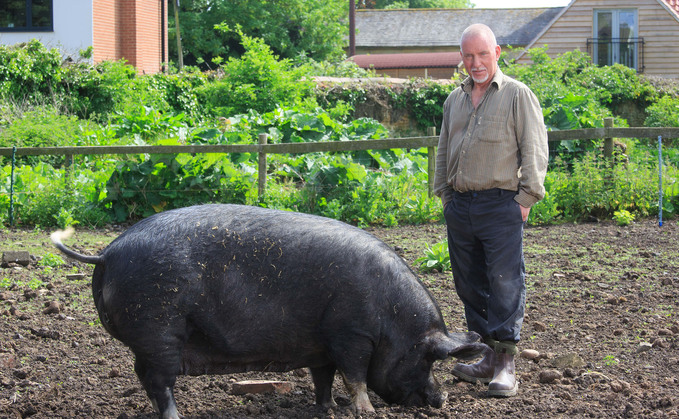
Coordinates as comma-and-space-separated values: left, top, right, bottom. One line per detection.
50, 227, 103, 265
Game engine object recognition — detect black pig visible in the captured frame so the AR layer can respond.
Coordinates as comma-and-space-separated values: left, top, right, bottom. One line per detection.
51, 204, 484, 418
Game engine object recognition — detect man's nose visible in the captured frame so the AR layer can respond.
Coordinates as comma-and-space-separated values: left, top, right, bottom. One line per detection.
472, 55, 483, 68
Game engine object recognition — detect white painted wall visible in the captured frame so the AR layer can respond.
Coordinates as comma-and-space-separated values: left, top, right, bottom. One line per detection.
0, 0, 93, 59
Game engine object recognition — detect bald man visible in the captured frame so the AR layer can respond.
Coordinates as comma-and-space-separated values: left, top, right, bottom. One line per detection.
433, 24, 548, 397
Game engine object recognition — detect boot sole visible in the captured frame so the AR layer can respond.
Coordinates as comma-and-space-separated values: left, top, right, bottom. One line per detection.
487, 382, 518, 397
451, 368, 492, 384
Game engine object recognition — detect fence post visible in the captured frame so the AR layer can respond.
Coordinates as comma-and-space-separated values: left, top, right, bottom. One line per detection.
603, 117, 614, 160
64, 153, 74, 190
427, 127, 437, 197
9, 146, 16, 226
258, 133, 268, 197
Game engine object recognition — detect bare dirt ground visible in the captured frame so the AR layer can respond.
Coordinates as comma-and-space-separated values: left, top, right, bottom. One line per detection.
1, 217, 678, 419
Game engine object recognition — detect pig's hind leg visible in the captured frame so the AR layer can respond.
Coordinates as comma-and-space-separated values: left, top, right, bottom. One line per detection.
133, 352, 182, 419
310, 364, 338, 408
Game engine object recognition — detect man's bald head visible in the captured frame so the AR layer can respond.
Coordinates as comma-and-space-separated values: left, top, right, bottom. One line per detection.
460, 24, 498, 54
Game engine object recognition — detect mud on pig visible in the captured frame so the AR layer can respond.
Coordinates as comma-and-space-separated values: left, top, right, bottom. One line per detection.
51, 204, 484, 419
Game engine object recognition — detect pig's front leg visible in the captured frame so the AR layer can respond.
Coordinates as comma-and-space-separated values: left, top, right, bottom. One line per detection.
343, 380, 375, 414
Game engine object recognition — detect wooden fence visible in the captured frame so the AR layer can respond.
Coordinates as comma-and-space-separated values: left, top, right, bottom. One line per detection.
2, 118, 679, 199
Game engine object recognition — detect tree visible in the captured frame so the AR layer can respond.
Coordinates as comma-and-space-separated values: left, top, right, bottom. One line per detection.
169, 0, 347, 69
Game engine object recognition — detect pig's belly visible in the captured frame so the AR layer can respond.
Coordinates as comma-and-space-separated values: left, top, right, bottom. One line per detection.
179, 328, 332, 375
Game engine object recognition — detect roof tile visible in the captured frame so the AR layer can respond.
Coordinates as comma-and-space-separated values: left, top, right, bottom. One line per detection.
661, 0, 679, 18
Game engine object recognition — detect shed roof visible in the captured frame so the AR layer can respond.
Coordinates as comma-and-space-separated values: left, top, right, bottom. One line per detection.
349, 52, 461, 69
355, 7, 564, 48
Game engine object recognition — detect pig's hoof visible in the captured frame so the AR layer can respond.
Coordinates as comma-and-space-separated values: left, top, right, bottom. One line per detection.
352, 399, 376, 415
321, 399, 338, 410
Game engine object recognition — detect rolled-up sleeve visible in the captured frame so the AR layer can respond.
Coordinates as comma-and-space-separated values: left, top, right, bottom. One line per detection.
514, 87, 548, 208
434, 94, 455, 206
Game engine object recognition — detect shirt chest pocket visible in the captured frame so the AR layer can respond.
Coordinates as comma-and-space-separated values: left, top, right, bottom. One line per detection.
474, 115, 509, 143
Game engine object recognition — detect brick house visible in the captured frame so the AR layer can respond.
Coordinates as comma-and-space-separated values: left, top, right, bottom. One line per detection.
0, 0, 169, 74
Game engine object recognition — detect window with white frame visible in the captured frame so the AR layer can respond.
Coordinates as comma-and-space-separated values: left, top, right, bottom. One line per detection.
0, 0, 53, 31
593, 9, 638, 70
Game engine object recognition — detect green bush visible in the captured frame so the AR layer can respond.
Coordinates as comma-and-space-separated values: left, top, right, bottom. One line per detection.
571, 64, 656, 108
0, 107, 82, 149
645, 95, 679, 128
61, 60, 137, 119
0, 40, 63, 100
301, 56, 377, 78
536, 152, 673, 223
0, 106, 118, 166
103, 151, 258, 222
1, 163, 112, 228
195, 30, 315, 117
389, 79, 455, 130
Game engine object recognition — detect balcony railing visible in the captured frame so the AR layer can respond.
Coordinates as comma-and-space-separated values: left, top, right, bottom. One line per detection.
586, 37, 645, 73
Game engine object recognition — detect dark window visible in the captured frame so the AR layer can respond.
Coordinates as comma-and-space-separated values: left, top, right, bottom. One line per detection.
0, 0, 53, 31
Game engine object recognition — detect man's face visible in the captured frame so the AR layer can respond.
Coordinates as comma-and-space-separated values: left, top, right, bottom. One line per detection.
460, 34, 501, 86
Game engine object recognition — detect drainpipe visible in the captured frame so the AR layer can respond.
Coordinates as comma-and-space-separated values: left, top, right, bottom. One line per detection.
161, 0, 166, 72
174, 0, 184, 70
349, 0, 355, 57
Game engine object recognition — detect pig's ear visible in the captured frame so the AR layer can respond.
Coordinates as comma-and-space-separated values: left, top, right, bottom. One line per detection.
426, 331, 487, 361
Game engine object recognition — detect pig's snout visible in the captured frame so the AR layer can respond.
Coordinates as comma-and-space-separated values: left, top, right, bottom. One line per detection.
403, 386, 448, 408
426, 389, 448, 408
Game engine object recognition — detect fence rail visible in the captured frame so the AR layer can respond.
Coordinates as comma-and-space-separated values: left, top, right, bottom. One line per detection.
2, 119, 678, 199
2, 126, 678, 158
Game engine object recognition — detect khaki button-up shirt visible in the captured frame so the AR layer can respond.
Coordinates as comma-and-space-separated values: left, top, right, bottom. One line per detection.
433, 69, 548, 208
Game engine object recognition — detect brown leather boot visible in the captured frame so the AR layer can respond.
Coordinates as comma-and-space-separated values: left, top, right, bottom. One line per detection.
451, 345, 495, 384
488, 352, 517, 397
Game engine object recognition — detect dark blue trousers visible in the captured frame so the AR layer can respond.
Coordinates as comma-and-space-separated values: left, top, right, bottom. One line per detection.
444, 188, 526, 343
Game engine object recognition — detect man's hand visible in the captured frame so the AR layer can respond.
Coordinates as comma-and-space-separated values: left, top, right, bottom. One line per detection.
520, 204, 530, 222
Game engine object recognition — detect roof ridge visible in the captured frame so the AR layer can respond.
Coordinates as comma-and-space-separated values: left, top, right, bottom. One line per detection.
356, 7, 560, 12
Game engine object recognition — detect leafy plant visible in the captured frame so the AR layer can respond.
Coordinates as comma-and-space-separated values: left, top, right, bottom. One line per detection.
54, 208, 79, 229
603, 355, 619, 366
0, 277, 12, 289
416, 241, 451, 273
39, 252, 65, 267
27, 277, 45, 289
613, 209, 635, 226
111, 106, 188, 142
104, 150, 257, 221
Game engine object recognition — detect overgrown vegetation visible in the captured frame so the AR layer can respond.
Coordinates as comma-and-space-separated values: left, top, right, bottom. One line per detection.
0, 38, 677, 229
